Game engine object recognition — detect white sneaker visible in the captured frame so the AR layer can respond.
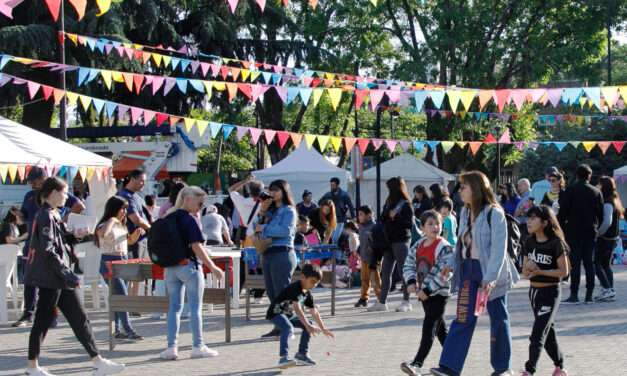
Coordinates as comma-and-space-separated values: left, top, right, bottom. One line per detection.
191, 345, 219, 358
396, 300, 413, 312
253, 297, 263, 305
92, 358, 125, 376
595, 288, 615, 302
366, 301, 389, 312
25, 367, 55, 376
151, 314, 164, 320
160, 347, 178, 361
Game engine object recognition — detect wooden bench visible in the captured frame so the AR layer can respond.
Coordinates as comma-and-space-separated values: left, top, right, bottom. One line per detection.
108, 259, 232, 351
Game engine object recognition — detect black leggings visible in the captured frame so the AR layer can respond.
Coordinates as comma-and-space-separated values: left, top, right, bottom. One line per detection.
28, 288, 99, 360
413, 294, 448, 367
525, 285, 564, 374
595, 238, 617, 289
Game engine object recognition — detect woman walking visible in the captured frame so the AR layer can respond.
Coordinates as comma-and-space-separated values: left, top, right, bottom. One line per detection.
368, 177, 415, 313
160, 186, 225, 361
540, 171, 564, 214
95, 196, 144, 341
24, 177, 124, 376
594, 176, 624, 302
431, 171, 518, 376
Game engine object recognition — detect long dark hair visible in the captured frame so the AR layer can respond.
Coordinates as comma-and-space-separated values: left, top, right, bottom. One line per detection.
386, 177, 411, 207
268, 180, 295, 210
499, 182, 519, 203
38, 177, 67, 206
2, 207, 20, 224
526, 205, 568, 247
429, 183, 448, 205
599, 176, 624, 218
460, 171, 498, 219
94, 196, 129, 247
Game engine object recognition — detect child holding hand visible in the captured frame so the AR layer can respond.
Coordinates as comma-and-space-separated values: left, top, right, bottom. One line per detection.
401, 210, 455, 376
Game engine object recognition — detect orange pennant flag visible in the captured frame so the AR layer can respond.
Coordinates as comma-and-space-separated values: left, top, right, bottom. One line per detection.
68, 0, 87, 20
478, 90, 494, 110
469, 142, 482, 155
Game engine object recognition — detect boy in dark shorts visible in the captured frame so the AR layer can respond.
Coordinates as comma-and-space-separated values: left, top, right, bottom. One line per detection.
266, 264, 334, 369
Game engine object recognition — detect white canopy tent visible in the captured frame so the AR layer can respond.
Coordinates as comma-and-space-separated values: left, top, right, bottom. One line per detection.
357, 153, 455, 210
253, 142, 351, 202
0, 116, 115, 217
613, 165, 627, 207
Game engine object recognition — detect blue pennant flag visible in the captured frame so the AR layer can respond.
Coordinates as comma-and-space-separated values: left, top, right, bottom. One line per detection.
426, 140, 440, 151
175, 79, 188, 94
105, 102, 117, 117
222, 125, 235, 140
413, 141, 425, 153
209, 122, 222, 139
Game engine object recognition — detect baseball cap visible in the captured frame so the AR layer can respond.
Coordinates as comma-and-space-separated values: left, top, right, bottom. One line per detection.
302, 189, 312, 198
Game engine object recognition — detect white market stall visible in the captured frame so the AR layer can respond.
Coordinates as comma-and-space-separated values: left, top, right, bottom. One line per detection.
613, 165, 627, 207
253, 142, 351, 202
357, 153, 455, 211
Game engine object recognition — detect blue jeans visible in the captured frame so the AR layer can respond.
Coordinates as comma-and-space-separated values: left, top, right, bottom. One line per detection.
272, 314, 311, 358
100, 254, 133, 333
439, 259, 512, 375
262, 248, 297, 303
165, 262, 205, 348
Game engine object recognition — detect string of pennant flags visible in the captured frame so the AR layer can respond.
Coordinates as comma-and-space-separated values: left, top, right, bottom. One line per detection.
0, 160, 111, 185
0, 0, 110, 20
0, 72, 624, 163
3, 53, 627, 116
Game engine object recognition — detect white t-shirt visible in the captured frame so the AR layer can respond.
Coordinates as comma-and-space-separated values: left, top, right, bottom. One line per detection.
229, 191, 261, 237
201, 213, 229, 243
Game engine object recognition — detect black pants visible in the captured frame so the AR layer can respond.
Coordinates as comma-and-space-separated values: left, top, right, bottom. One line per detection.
568, 237, 595, 296
413, 294, 448, 367
525, 286, 564, 374
595, 238, 617, 289
28, 287, 99, 360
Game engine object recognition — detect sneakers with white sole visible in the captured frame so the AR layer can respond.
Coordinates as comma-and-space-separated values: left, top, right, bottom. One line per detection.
191, 345, 219, 358
396, 300, 413, 312
400, 361, 422, 375
160, 347, 178, 361
25, 367, 55, 376
92, 358, 125, 376
366, 301, 389, 312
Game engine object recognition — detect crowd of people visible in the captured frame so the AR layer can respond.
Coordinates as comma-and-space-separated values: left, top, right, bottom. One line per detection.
1, 162, 624, 376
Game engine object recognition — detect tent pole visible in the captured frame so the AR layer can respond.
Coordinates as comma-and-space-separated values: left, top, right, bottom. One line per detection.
58, 0, 67, 140
353, 62, 361, 208
375, 107, 382, 217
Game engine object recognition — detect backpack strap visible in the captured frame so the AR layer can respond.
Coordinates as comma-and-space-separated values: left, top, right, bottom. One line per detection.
246, 200, 261, 226
487, 207, 493, 227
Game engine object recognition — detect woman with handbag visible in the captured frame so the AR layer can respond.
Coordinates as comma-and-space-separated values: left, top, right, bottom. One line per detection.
255, 180, 298, 304
23, 177, 124, 376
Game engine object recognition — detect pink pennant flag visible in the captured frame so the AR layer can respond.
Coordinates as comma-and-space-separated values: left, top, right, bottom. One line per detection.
357, 139, 370, 155
369, 90, 384, 110
227, 0, 238, 13
236, 126, 249, 141
498, 128, 511, 144
277, 131, 290, 149
143, 110, 156, 125
546, 89, 563, 108
509, 89, 527, 110
385, 90, 400, 103
528, 88, 546, 104
255, 0, 266, 11
264, 129, 276, 144
494, 89, 511, 112
0, 0, 25, 19
200, 62, 210, 77
26, 81, 40, 99
371, 139, 383, 151
384, 139, 398, 152
130, 107, 143, 125
274, 86, 288, 103
249, 128, 262, 145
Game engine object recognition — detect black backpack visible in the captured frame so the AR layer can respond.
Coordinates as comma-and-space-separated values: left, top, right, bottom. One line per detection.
148, 212, 193, 267
369, 222, 391, 263
487, 208, 522, 272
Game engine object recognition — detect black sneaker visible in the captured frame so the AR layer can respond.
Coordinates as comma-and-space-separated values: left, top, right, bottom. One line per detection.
584, 290, 594, 304
114, 331, 129, 339
562, 296, 579, 305
260, 328, 280, 339
294, 352, 316, 366
127, 331, 144, 341
12, 316, 32, 328
129, 312, 141, 317
431, 366, 457, 376
354, 298, 368, 308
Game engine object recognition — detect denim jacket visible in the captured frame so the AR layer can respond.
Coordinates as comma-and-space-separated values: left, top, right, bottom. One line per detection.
262, 205, 297, 248
454, 205, 519, 300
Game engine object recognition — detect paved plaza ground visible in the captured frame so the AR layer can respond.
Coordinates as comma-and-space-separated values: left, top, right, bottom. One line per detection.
2, 268, 627, 376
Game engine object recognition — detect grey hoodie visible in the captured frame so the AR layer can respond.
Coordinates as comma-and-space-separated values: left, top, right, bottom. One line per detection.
358, 219, 376, 265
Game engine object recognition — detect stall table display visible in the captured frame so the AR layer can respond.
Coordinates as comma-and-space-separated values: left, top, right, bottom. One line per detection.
107, 258, 232, 350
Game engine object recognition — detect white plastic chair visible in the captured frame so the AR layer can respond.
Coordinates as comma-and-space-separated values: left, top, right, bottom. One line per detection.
0, 244, 20, 324
76, 242, 108, 310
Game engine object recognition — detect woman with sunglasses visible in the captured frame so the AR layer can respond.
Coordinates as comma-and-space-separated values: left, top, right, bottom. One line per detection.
540, 171, 564, 214
520, 205, 570, 376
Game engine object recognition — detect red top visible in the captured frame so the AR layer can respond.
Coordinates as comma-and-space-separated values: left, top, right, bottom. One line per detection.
415, 238, 441, 285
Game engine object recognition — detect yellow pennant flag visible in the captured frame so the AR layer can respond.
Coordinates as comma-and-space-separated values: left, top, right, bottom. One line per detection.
66, 33, 78, 45
456, 141, 467, 150
441, 141, 455, 154
78, 166, 88, 182
86, 167, 96, 181
7, 164, 17, 182
578, 96, 587, 108
317, 135, 330, 151
111, 71, 124, 82
329, 137, 342, 152
369, 0, 378, 5
183, 118, 196, 132
152, 53, 163, 68
240, 69, 250, 82
600, 87, 619, 108
0, 164, 8, 183
202, 81, 213, 101
304, 134, 317, 149
312, 88, 324, 108
162, 55, 172, 69
100, 70, 112, 90
78, 95, 92, 111
446, 90, 462, 112
619, 86, 627, 101
460, 90, 477, 111
96, 0, 111, 16
582, 141, 596, 153
324, 73, 335, 80
212, 82, 226, 91
196, 120, 209, 136
65, 92, 79, 106
327, 88, 343, 110
250, 71, 261, 82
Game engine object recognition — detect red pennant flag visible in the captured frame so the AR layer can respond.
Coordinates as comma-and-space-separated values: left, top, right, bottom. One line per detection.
343, 137, 357, 152
355, 90, 367, 109
155, 113, 169, 126
237, 83, 252, 100
498, 128, 511, 144
494, 89, 511, 112
469, 142, 482, 155
220, 66, 229, 80
612, 141, 625, 154
68, 0, 87, 20
42, 85, 54, 101
484, 133, 497, 144
357, 139, 370, 155
44, 0, 61, 21
132, 74, 144, 95
277, 131, 290, 149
